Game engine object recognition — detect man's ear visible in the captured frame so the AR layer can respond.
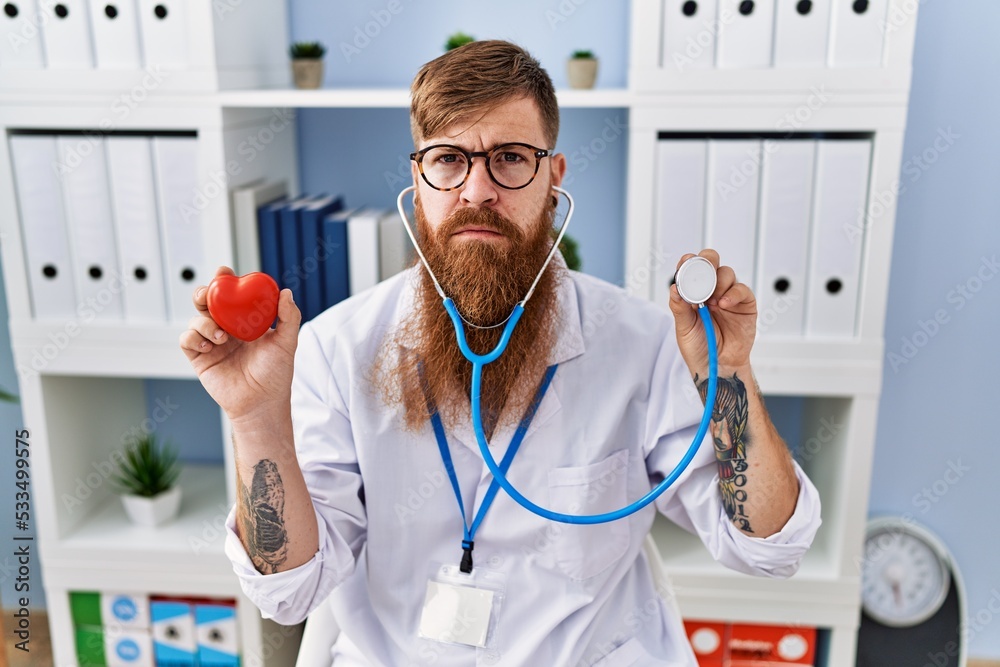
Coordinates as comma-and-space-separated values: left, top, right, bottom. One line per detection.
549, 152, 567, 209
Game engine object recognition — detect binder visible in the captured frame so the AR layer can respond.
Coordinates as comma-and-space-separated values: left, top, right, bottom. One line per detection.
137, 0, 187, 69
152, 136, 204, 322
321, 207, 355, 311
105, 137, 169, 322
299, 194, 345, 321
194, 601, 239, 667
278, 194, 317, 308
829, 0, 889, 67
101, 590, 151, 629
716, 0, 775, 69
256, 196, 288, 284
231, 179, 287, 274
150, 598, 196, 666
39, 0, 94, 68
347, 208, 382, 295
378, 209, 412, 281
88, 0, 143, 69
773, 0, 833, 67
8, 135, 77, 319
704, 140, 761, 292
755, 140, 816, 337
804, 139, 872, 338
653, 139, 708, 309
661, 0, 717, 70
0, 0, 46, 68
57, 135, 125, 320
105, 629, 155, 667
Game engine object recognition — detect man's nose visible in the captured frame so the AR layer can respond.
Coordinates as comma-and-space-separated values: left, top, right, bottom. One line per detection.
460, 157, 498, 206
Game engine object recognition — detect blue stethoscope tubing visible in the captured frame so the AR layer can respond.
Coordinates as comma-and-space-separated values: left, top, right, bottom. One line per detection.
396, 185, 718, 525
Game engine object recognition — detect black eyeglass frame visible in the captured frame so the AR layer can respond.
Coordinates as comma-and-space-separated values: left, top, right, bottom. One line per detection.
409, 142, 553, 191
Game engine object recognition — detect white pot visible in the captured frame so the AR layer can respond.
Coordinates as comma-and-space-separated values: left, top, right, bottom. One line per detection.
567, 58, 598, 89
292, 58, 324, 89
120, 486, 182, 527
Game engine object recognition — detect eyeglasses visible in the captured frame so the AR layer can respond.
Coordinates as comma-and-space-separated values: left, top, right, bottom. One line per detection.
410, 142, 552, 191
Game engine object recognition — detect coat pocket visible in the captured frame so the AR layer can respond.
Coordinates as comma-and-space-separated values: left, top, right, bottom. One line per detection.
546, 449, 631, 581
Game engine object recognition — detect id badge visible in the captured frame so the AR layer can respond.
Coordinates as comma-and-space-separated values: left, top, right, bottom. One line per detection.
417, 563, 506, 649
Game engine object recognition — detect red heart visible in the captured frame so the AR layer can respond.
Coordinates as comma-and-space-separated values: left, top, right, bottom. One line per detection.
206, 272, 280, 342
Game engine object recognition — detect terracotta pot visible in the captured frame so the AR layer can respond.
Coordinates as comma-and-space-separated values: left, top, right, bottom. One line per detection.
567, 58, 598, 89
292, 59, 324, 89
120, 486, 182, 527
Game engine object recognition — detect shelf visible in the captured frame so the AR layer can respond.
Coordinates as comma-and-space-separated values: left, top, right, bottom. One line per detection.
43, 464, 234, 582
651, 516, 859, 628
217, 86, 632, 108
10, 320, 195, 379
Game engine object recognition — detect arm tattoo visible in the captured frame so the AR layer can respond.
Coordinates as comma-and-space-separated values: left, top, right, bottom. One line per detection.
237, 459, 289, 574
694, 372, 752, 533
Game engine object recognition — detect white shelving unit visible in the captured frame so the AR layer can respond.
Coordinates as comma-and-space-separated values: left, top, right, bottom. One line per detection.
0, 1, 917, 665
626, 1, 919, 665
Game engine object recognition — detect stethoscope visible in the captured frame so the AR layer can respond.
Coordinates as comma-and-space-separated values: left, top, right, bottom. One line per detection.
395, 185, 719, 525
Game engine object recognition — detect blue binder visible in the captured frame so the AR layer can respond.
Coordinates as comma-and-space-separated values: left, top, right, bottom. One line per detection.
299, 195, 345, 321
256, 196, 288, 283
278, 195, 317, 309
322, 207, 356, 313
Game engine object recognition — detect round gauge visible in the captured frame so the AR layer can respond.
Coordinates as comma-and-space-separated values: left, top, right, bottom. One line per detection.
861, 517, 951, 627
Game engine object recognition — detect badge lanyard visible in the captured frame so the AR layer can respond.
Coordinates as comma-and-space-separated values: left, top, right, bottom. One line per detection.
418, 362, 558, 573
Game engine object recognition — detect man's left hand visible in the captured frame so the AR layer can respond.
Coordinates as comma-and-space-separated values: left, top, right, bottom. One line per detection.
667, 248, 757, 374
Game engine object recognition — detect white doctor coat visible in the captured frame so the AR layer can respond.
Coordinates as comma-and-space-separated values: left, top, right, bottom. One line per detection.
223, 254, 822, 666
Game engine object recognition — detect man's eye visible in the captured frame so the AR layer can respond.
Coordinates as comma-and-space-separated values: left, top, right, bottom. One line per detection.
499, 152, 525, 163
437, 153, 462, 164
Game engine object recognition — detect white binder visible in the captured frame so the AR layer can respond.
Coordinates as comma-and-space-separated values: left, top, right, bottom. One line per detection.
39, 0, 94, 68
8, 135, 77, 319
805, 139, 872, 338
88, 0, 143, 69
755, 140, 816, 336
57, 135, 124, 320
717, 0, 775, 68
378, 210, 412, 281
829, 0, 889, 67
661, 0, 717, 71
347, 208, 382, 295
231, 179, 288, 274
137, 0, 187, 69
704, 140, 761, 291
152, 136, 203, 322
653, 140, 707, 309
105, 137, 169, 322
0, 0, 46, 68
773, 0, 833, 67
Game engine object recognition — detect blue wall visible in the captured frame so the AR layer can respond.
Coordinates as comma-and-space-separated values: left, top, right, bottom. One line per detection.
0, 0, 997, 659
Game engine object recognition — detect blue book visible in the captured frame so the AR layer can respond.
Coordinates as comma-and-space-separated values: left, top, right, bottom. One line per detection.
256, 196, 288, 283
299, 195, 345, 321
278, 195, 317, 308
322, 207, 357, 312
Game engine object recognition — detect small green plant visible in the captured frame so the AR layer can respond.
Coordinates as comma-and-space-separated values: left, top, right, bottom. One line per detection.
553, 230, 582, 271
289, 41, 327, 59
571, 50, 595, 59
445, 32, 475, 51
111, 435, 181, 498
0, 387, 17, 403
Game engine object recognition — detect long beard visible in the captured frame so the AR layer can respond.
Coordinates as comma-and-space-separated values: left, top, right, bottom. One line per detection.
368, 197, 565, 441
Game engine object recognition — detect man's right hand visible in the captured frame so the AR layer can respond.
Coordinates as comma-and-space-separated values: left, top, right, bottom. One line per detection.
180, 266, 301, 428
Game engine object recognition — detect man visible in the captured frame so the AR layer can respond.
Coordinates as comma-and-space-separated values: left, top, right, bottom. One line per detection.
181, 40, 820, 666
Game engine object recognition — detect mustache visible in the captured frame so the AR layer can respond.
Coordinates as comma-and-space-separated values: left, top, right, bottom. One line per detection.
437, 206, 526, 242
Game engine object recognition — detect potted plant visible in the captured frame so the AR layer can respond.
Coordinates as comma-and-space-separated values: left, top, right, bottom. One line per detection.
444, 32, 475, 52
567, 50, 598, 89
289, 41, 327, 89
112, 434, 182, 527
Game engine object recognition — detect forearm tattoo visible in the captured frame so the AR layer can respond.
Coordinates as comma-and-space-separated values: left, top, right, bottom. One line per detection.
237, 459, 289, 574
694, 372, 752, 533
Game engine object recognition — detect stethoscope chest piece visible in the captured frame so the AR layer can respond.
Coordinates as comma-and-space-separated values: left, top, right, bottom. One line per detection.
674, 256, 718, 306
